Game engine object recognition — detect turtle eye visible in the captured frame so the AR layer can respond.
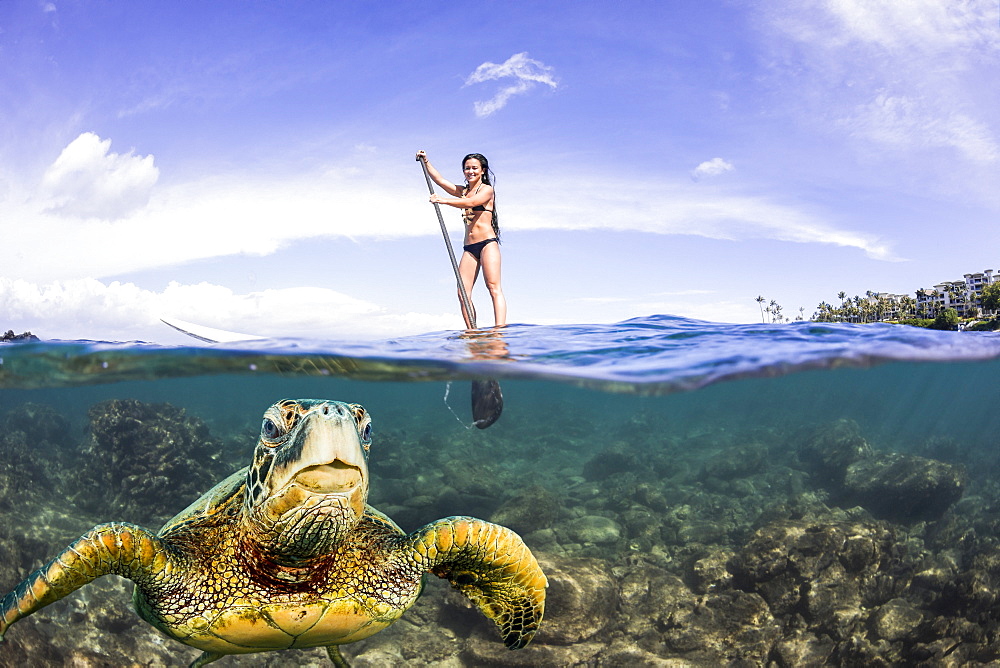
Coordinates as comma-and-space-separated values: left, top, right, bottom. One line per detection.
361, 422, 372, 444
261, 418, 282, 441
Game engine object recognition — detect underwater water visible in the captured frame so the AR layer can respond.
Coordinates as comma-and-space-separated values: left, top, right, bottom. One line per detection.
1, 315, 999, 666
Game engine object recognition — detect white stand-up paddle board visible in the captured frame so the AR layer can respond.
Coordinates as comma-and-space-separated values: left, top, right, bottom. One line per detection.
160, 317, 266, 344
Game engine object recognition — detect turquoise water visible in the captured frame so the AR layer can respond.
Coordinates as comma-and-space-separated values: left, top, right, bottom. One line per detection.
3, 316, 998, 446
1, 316, 1000, 665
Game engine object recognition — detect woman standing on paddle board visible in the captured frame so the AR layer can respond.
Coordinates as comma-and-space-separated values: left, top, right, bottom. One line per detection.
416, 150, 506, 328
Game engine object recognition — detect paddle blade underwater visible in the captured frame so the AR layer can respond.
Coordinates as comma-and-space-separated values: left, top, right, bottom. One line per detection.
472, 378, 504, 429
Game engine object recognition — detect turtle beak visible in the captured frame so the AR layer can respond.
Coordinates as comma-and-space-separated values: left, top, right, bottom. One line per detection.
291, 416, 366, 494
266, 402, 369, 516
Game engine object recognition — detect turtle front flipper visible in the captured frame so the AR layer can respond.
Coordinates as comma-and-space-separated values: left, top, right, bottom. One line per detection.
0, 522, 172, 640
403, 516, 547, 649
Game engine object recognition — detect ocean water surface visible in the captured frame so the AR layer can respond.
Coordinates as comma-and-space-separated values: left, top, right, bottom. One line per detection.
1, 315, 999, 666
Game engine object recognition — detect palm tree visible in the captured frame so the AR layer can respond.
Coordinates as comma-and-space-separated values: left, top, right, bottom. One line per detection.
755, 295, 766, 323
982, 282, 1000, 314
852, 295, 863, 323
768, 299, 784, 323
875, 294, 891, 322
900, 296, 916, 320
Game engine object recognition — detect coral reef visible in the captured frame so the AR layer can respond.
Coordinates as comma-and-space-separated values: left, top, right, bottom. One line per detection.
74, 399, 239, 526
2, 402, 1000, 666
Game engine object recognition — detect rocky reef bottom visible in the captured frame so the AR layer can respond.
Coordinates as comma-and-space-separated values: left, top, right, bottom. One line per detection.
1, 399, 1000, 666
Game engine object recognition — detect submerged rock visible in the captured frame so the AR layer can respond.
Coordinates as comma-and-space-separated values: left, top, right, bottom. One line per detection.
843, 453, 966, 522
797, 418, 873, 485
689, 547, 735, 594
702, 443, 766, 480
774, 630, 837, 666
531, 556, 619, 645
731, 520, 907, 640
582, 442, 641, 480
564, 515, 623, 546
660, 589, 780, 663
871, 597, 925, 642
490, 485, 563, 536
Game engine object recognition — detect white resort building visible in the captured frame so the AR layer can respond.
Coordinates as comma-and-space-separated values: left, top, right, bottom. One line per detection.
915, 269, 999, 318
816, 269, 1000, 323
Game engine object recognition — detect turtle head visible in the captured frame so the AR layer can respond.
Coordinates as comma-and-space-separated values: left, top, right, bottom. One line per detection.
243, 399, 372, 563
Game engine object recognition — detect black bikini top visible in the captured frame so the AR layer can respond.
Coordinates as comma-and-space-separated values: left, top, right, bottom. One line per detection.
464, 184, 493, 216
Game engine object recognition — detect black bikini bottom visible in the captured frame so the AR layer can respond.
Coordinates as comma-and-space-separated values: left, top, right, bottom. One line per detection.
463, 237, 498, 261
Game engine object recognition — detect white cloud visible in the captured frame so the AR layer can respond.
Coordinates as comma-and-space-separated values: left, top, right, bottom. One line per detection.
691, 158, 734, 181
822, 0, 997, 54
503, 172, 896, 260
464, 52, 557, 117
41, 132, 159, 220
764, 0, 1000, 165
848, 93, 997, 163
3, 157, 433, 283
0, 148, 895, 287
0, 277, 457, 343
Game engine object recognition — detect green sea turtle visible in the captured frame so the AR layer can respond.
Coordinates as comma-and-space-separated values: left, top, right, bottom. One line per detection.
0, 399, 546, 666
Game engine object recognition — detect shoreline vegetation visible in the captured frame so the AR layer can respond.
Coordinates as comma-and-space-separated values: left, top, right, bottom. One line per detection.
757, 281, 1000, 332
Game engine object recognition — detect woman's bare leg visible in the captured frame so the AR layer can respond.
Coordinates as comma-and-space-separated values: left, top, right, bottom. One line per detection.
479, 243, 506, 326
457, 251, 480, 329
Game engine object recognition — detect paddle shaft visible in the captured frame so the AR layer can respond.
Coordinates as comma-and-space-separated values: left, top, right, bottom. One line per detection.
417, 156, 477, 329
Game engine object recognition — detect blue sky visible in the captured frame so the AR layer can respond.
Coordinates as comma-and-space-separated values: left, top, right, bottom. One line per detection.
1, 1, 998, 343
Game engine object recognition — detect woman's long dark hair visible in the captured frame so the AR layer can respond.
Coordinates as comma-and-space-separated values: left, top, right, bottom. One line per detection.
463, 153, 500, 241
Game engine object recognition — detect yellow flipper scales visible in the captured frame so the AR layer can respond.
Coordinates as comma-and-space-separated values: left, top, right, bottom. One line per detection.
404, 516, 547, 649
